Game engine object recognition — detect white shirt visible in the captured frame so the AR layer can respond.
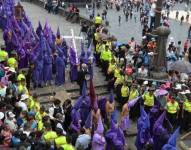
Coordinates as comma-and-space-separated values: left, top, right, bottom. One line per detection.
138, 68, 148, 77
150, 3, 156, 17
16, 101, 28, 111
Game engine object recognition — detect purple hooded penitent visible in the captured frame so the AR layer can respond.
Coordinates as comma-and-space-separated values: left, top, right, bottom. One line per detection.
135, 106, 153, 150
36, 21, 42, 37
162, 127, 180, 150
105, 119, 118, 150
56, 26, 60, 37
55, 51, 65, 86
33, 54, 44, 86
114, 127, 125, 150
70, 109, 81, 133
84, 112, 92, 129
153, 112, 170, 150
92, 116, 106, 150
109, 90, 114, 103
73, 81, 91, 126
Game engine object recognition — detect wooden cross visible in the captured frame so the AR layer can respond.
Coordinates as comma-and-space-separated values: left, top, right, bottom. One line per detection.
62, 29, 83, 64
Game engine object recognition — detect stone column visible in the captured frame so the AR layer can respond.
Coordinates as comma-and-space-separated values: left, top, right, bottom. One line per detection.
151, 26, 171, 79
154, 0, 163, 29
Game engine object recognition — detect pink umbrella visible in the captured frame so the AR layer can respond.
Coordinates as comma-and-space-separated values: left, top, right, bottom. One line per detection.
154, 89, 168, 97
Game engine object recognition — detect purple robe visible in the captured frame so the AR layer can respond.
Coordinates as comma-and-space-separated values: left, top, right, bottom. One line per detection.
120, 115, 130, 131
55, 55, 65, 85
92, 133, 106, 150
43, 54, 52, 83
70, 63, 78, 81
33, 56, 43, 86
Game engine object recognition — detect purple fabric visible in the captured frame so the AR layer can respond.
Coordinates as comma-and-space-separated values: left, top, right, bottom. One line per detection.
55, 55, 65, 85
98, 97, 107, 121
92, 133, 106, 150
85, 112, 92, 129
109, 90, 114, 103
33, 55, 43, 86
135, 107, 152, 150
128, 97, 140, 108
120, 115, 130, 131
43, 54, 52, 83
162, 127, 180, 150
56, 27, 60, 37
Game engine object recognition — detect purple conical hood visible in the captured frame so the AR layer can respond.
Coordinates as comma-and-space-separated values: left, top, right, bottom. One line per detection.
82, 81, 86, 97
109, 90, 114, 103
139, 106, 150, 129
57, 27, 60, 37
69, 47, 77, 64
38, 21, 42, 31
93, 100, 98, 112
162, 127, 180, 150
153, 111, 166, 131
96, 116, 104, 134
110, 119, 117, 131
84, 112, 92, 129
128, 96, 140, 108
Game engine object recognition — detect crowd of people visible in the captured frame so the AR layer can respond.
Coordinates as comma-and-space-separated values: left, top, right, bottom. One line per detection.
0, 0, 191, 150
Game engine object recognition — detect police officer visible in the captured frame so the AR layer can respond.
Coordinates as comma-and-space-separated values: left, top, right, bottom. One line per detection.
143, 86, 156, 113
43, 123, 58, 147
100, 43, 112, 76
95, 13, 102, 27
55, 128, 66, 149
120, 81, 129, 105
165, 95, 179, 128
182, 95, 191, 131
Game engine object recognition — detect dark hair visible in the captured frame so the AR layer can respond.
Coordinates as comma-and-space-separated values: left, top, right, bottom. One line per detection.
54, 99, 61, 105
80, 128, 85, 134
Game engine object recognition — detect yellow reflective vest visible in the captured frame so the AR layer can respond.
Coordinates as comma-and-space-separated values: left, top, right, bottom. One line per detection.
143, 92, 154, 107
121, 85, 129, 98
0, 50, 8, 62
166, 101, 179, 114
183, 100, 191, 112
55, 136, 67, 148
43, 131, 58, 143
95, 16, 102, 24
100, 49, 112, 62
129, 89, 139, 100
61, 144, 75, 150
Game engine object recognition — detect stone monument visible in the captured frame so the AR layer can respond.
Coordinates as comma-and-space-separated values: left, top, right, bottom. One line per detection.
150, 26, 171, 79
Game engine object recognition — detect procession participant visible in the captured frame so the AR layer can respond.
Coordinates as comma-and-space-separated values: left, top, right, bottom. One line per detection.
92, 116, 106, 150
165, 95, 179, 129
182, 95, 191, 131
143, 86, 156, 113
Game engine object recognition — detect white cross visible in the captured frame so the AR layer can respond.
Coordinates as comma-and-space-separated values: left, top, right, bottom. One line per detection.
62, 29, 83, 64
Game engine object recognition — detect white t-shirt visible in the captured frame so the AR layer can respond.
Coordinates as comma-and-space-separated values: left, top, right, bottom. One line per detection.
150, 3, 156, 17
138, 68, 148, 77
